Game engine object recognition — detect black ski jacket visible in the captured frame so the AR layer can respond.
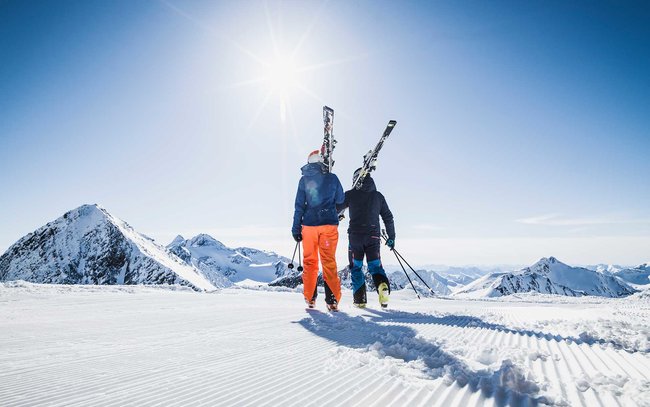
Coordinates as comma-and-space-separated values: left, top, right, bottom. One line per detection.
337, 176, 395, 240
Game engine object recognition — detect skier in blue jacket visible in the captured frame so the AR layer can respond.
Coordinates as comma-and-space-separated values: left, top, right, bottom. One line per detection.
292, 150, 345, 310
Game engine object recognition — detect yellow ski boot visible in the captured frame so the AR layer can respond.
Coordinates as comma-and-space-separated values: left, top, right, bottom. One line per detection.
378, 282, 389, 308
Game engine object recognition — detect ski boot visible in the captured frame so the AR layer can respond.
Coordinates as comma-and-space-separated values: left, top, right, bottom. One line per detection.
305, 299, 316, 309
326, 301, 339, 312
352, 286, 367, 309
378, 282, 389, 308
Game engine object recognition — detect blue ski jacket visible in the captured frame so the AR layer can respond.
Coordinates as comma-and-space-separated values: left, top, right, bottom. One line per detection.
292, 163, 345, 235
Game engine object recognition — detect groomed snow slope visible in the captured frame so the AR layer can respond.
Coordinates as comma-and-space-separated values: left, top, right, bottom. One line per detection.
0, 282, 648, 406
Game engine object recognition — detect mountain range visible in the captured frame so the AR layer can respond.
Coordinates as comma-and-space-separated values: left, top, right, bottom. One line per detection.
587, 263, 650, 286
167, 234, 290, 286
0, 205, 215, 290
0, 204, 644, 299
454, 257, 637, 298
613, 264, 650, 286
0, 205, 290, 291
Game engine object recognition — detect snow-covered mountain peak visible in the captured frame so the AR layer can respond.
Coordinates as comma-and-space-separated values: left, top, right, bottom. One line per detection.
167, 235, 291, 284
593, 264, 624, 274
188, 234, 227, 249
66, 203, 103, 216
610, 263, 650, 286
0, 205, 217, 291
531, 256, 562, 269
455, 257, 636, 298
59, 204, 110, 232
60, 203, 144, 240
170, 235, 185, 246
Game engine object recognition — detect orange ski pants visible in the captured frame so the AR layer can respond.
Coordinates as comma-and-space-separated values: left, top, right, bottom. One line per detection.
301, 225, 341, 304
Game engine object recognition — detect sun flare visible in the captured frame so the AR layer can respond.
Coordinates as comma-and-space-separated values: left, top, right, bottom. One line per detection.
266, 56, 299, 94
161, 1, 364, 129
263, 55, 300, 123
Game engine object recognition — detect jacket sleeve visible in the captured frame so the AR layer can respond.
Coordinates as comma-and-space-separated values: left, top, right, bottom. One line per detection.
334, 174, 345, 205
292, 178, 306, 235
336, 190, 350, 212
379, 193, 395, 240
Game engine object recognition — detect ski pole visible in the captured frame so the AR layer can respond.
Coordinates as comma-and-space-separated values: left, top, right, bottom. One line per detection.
381, 229, 435, 296
393, 248, 420, 299
392, 249, 435, 295
380, 229, 419, 298
288, 241, 299, 270
297, 242, 303, 272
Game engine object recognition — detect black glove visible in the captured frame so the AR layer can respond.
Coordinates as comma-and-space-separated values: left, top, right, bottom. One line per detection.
385, 239, 395, 250
293, 234, 302, 242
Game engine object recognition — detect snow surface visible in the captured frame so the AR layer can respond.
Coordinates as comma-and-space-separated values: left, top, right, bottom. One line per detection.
1, 281, 648, 406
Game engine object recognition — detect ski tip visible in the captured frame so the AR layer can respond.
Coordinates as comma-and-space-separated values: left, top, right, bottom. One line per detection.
388, 120, 397, 127
323, 105, 334, 112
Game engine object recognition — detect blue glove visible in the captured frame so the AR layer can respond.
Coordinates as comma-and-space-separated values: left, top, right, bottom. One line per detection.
293, 234, 302, 242
386, 239, 395, 250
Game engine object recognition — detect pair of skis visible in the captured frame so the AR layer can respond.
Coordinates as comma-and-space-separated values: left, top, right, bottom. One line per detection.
351, 119, 396, 190
319, 106, 396, 186
321, 106, 336, 173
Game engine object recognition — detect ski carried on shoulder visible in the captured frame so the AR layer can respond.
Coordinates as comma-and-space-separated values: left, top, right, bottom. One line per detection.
321, 106, 336, 173
352, 120, 396, 190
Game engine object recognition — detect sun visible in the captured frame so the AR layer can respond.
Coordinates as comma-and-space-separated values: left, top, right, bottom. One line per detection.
160, 1, 362, 127
263, 55, 301, 122
266, 56, 299, 94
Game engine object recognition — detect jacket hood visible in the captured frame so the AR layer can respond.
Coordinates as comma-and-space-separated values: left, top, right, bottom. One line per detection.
301, 162, 325, 176
359, 175, 377, 192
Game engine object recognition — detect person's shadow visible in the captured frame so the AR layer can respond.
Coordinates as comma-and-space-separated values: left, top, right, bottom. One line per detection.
362, 308, 630, 350
297, 309, 553, 406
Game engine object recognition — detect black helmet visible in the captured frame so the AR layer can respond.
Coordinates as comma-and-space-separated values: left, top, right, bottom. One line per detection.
353, 168, 363, 184
352, 168, 370, 183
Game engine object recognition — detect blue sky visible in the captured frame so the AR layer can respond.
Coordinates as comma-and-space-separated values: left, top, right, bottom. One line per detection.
1, 0, 649, 266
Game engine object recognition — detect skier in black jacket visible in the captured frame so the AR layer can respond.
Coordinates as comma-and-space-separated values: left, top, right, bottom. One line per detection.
337, 168, 395, 308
